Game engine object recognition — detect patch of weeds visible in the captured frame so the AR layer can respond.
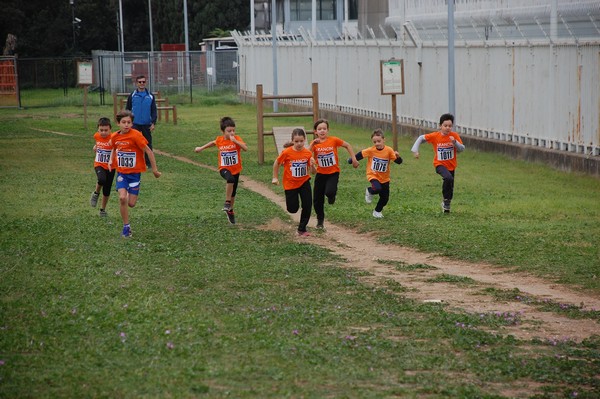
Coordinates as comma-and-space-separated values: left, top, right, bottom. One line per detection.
383, 279, 410, 293
483, 288, 600, 322
426, 273, 476, 286
377, 259, 439, 272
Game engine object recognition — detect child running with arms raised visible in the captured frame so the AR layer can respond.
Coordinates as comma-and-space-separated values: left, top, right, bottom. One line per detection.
310, 118, 359, 229
351, 129, 403, 218
411, 113, 465, 213
110, 110, 161, 237
272, 128, 317, 236
90, 117, 116, 217
194, 116, 247, 225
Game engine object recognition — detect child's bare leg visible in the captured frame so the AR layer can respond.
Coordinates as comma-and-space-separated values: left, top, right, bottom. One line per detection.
225, 182, 234, 202
118, 188, 129, 225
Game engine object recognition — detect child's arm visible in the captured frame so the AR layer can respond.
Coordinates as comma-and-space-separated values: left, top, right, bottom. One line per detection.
411, 135, 426, 159
272, 160, 281, 185
107, 149, 115, 172
309, 158, 317, 175
194, 140, 216, 153
231, 136, 248, 152
342, 141, 360, 168
394, 151, 403, 164
143, 146, 161, 178
450, 136, 465, 152
348, 150, 364, 164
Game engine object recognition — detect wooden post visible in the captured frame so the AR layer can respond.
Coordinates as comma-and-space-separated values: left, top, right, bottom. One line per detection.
391, 94, 398, 151
172, 105, 177, 125
256, 84, 265, 164
83, 86, 89, 130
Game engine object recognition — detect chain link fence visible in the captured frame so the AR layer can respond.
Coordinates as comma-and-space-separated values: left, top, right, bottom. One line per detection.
15, 50, 239, 108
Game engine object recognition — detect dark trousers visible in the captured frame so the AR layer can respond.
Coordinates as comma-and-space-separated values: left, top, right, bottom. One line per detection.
368, 180, 390, 212
313, 172, 339, 221
285, 180, 312, 233
134, 124, 152, 165
95, 166, 116, 197
435, 165, 455, 201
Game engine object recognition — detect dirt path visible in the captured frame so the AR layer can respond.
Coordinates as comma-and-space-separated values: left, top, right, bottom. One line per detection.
159, 150, 600, 342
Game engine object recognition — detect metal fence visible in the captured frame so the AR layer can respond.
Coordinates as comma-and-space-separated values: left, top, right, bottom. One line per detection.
232, 0, 600, 157
14, 50, 239, 107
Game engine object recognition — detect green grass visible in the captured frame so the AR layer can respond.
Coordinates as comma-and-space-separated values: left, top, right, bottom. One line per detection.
1, 97, 599, 398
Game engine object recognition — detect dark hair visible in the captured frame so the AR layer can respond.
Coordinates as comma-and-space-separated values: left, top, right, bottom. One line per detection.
97, 117, 111, 127
283, 128, 307, 148
135, 75, 146, 81
371, 128, 384, 139
439, 113, 454, 125
220, 116, 235, 131
116, 109, 134, 123
313, 118, 329, 130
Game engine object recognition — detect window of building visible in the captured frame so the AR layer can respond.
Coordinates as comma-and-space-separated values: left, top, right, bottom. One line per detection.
290, 0, 336, 21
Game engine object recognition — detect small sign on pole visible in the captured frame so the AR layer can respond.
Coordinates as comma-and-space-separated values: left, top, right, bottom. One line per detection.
380, 59, 405, 150
77, 62, 93, 130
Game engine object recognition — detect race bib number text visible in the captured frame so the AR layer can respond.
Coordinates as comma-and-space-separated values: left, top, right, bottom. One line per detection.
117, 151, 136, 168
370, 157, 389, 173
317, 152, 336, 168
220, 150, 239, 167
290, 161, 308, 178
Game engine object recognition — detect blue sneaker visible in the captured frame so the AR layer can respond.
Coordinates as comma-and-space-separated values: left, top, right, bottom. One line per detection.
121, 225, 132, 238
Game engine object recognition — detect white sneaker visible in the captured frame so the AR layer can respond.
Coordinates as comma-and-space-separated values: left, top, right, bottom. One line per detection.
372, 210, 383, 218
365, 188, 373, 204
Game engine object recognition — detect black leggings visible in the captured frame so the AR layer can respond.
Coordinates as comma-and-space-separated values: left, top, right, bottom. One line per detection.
368, 180, 390, 212
95, 166, 116, 197
219, 169, 240, 198
313, 172, 339, 221
285, 179, 312, 233
435, 165, 455, 201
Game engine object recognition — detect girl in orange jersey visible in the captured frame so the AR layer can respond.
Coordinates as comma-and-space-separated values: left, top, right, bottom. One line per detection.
411, 113, 465, 213
194, 116, 248, 225
310, 119, 359, 229
272, 128, 317, 236
110, 110, 161, 237
90, 117, 117, 217
351, 129, 403, 218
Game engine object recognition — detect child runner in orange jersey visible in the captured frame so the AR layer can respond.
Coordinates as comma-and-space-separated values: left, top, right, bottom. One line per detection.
272, 128, 317, 236
110, 110, 161, 237
194, 116, 248, 225
411, 113, 465, 213
351, 129, 403, 218
90, 117, 117, 217
310, 118, 359, 229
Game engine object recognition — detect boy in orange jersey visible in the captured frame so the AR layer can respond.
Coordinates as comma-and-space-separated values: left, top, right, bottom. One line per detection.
90, 117, 117, 217
411, 113, 465, 213
350, 129, 403, 218
310, 118, 359, 229
109, 110, 161, 237
272, 128, 317, 236
194, 116, 248, 224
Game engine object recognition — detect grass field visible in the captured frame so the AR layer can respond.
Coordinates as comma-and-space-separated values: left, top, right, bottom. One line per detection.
1, 94, 599, 398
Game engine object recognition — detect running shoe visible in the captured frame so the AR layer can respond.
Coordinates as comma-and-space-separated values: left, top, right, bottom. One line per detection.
365, 188, 373, 204
121, 225, 132, 238
226, 210, 236, 225
372, 210, 383, 218
442, 200, 451, 213
90, 192, 99, 207
99, 209, 108, 217
297, 231, 311, 237
222, 202, 232, 212
316, 219, 324, 229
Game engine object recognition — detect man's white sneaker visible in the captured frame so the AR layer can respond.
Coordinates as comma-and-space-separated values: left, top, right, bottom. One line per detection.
365, 188, 373, 204
372, 210, 383, 218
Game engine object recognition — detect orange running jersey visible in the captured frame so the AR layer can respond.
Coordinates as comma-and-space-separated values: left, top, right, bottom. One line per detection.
361, 145, 398, 184
93, 132, 116, 170
215, 135, 245, 175
424, 131, 463, 171
276, 146, 313, 190
110, 128, 149, 174
311, 136, 345, 174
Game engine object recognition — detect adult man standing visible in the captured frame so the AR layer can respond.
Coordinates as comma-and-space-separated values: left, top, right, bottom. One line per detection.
126, 75, 157, 164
